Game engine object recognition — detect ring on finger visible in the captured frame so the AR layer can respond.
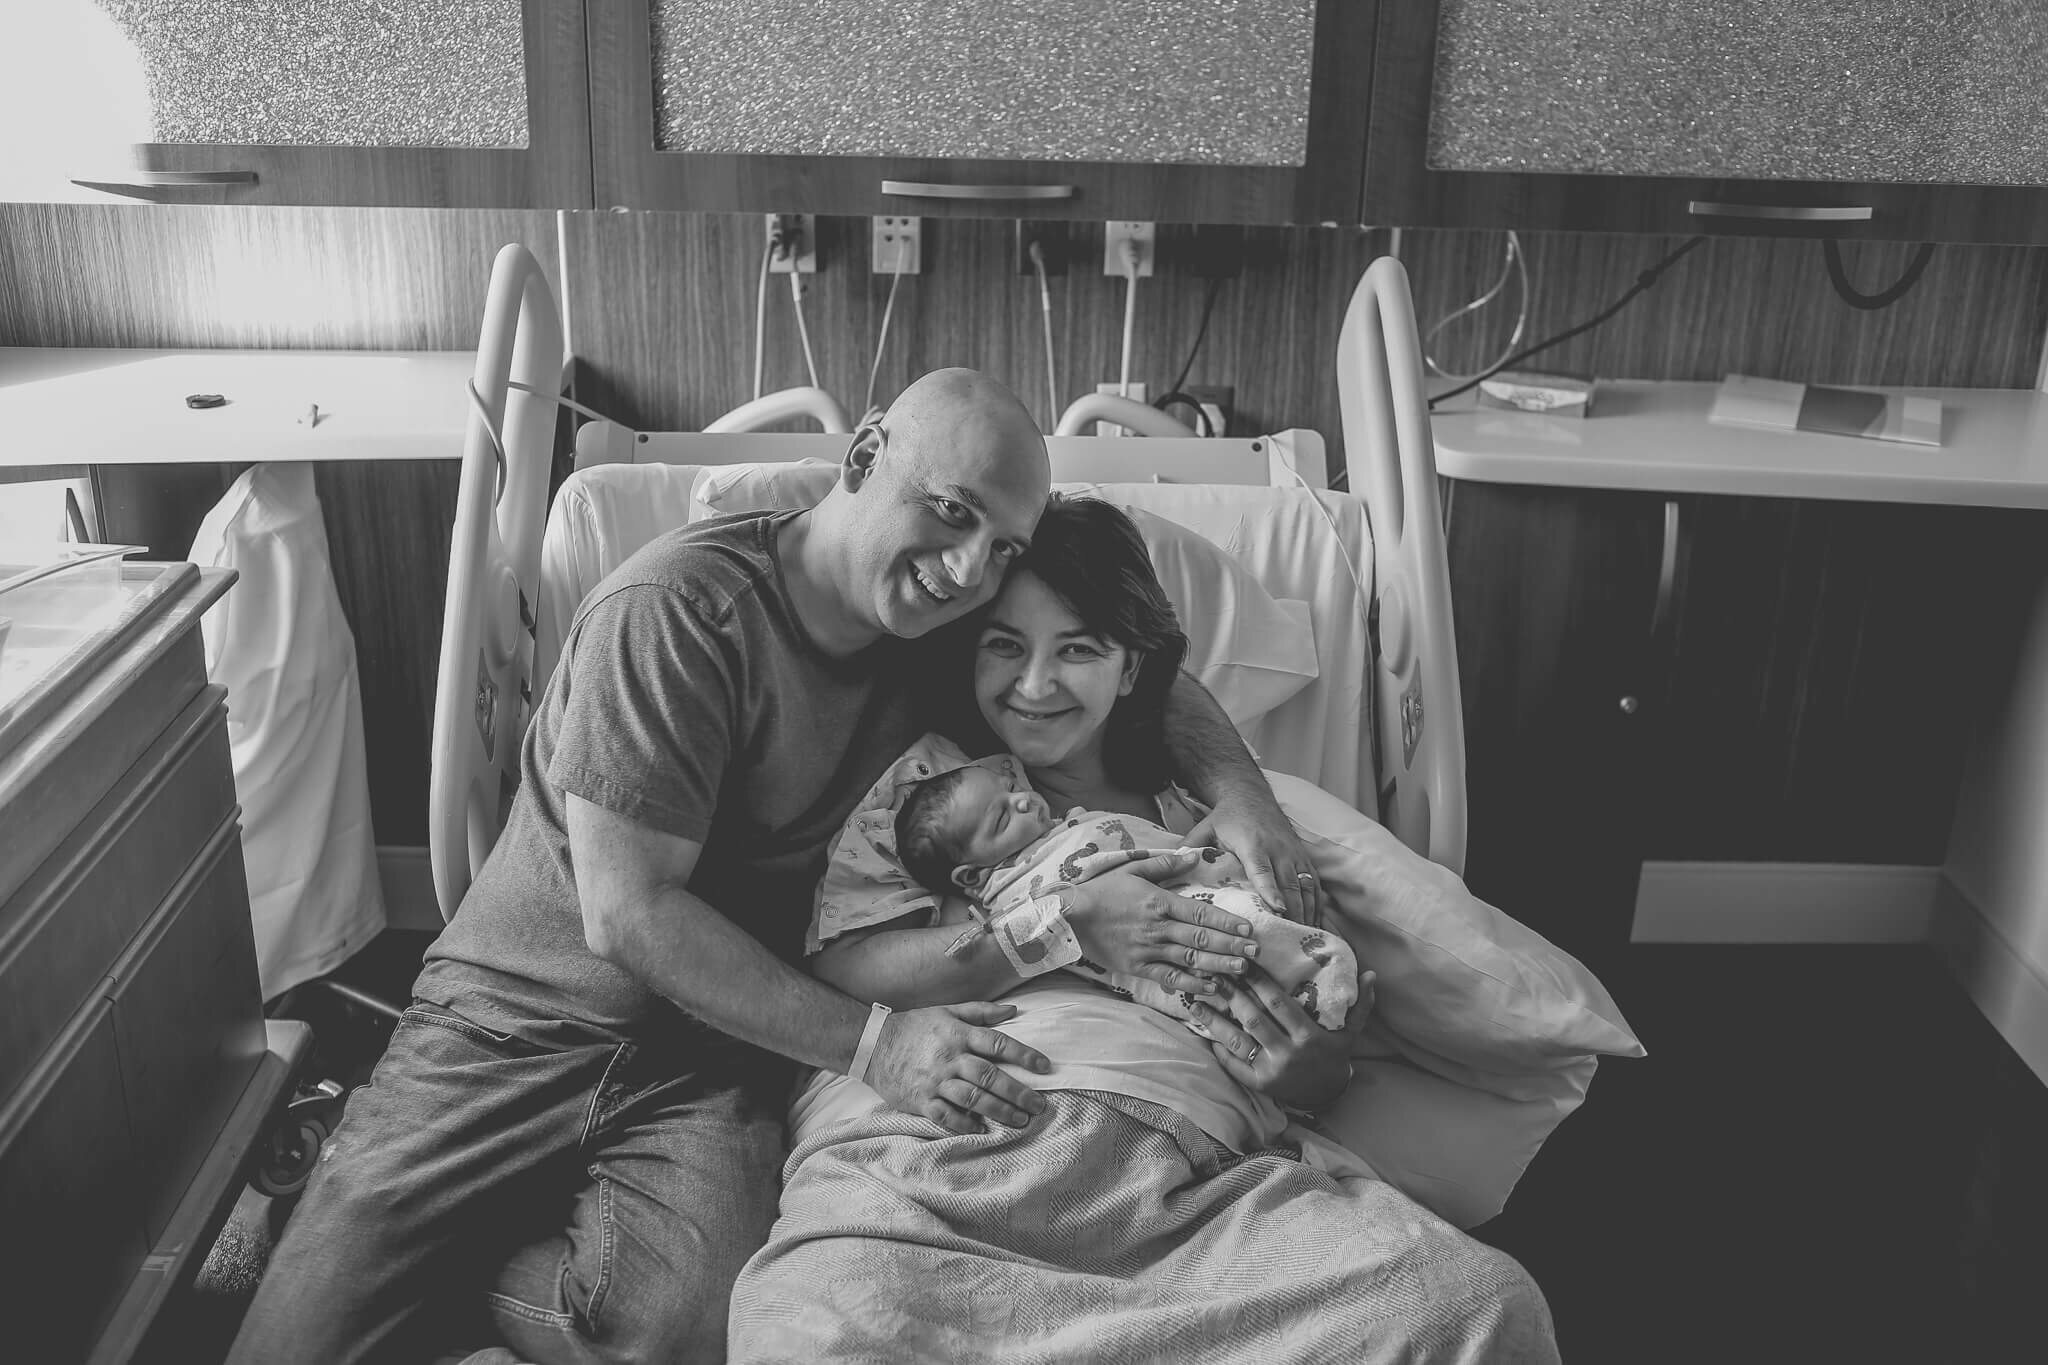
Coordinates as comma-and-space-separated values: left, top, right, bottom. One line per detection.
1244, 1042, 1262, 1064
1296, 872, 1315, 887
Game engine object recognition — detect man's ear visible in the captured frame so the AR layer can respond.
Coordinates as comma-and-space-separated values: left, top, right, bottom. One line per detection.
842, 423, 884, 491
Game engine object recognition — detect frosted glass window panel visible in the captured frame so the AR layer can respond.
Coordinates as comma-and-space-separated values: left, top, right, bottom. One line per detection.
87, 0, 529, 148
649, 0, 1313, 165
1427, 0, 2048, 186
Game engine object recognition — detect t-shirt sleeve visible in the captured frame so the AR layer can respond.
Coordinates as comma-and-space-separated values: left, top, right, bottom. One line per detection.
547, 583, 734, 842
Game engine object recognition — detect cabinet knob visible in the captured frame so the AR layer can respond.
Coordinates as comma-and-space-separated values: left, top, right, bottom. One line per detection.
1618, 695, 1639, 715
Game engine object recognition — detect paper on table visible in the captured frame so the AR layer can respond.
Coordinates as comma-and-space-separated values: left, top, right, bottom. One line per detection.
1708, 374, 1943, 447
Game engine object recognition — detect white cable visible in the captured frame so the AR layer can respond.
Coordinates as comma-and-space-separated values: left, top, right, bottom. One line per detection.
1423, 230, 1530, 382
789, 270, 822, 392
866, 251, 906, 420
1284, 464, 1371, 628
753, 240, 772, 401
1030, 243, 1058, 425
505, 380, 618, 425
1118, 243, 1140, 398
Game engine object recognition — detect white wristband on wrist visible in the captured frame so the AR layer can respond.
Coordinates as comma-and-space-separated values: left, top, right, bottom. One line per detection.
848, 1001, 893, 1087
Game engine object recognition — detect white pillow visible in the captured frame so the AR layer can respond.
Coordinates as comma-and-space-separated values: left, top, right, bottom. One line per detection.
1266, 768, 1646, 1228
695, 464, 1319, 728
692, 458, 839, 521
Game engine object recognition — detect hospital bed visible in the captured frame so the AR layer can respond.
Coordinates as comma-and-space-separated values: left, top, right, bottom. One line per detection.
431, 244, 1466, 920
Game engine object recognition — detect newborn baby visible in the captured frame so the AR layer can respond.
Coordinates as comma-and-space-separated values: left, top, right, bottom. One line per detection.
895, 765, 1359, 1031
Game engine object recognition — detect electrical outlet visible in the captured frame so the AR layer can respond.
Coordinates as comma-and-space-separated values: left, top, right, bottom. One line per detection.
1102, 221, 1155, 277
872, 216, 920, 275
765, 213, 817, 273
1184, 384, 1234, 437
1015, 221, 1067, 275
1094, 381, 1148, 437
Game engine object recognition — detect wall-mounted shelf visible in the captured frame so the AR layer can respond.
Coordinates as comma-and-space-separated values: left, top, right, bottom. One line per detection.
1431, 381, 2048, 510
0, 348, 481, 468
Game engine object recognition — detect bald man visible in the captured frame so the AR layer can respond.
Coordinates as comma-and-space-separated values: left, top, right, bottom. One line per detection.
230, 370, 1312, 1365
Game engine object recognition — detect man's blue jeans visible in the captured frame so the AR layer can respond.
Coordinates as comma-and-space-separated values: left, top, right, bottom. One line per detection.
226, 1001, 787, 1365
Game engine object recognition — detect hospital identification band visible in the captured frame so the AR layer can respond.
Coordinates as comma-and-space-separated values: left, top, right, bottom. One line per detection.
991, 892, 1084, 979
848, 1002, 893, 1087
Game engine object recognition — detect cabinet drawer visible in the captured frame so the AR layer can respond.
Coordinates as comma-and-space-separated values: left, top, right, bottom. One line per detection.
107, 816, 265, 1245
0, 686, 235, 1105
0, 622, 210, 912
0, 996, 147, 1364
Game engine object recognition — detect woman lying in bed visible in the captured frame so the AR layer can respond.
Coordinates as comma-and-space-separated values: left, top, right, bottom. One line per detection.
725, 496, 1561, 1365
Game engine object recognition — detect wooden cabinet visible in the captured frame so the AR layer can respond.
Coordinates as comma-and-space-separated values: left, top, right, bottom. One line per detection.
5, 0, 591, 208
1645, 496, 2046, 863
1365, 2, 2048, 244
0, 561, 305, 1363
588, 0, 1374, 223
1444, 480, 1665, 978
1447, 478, 2048, 967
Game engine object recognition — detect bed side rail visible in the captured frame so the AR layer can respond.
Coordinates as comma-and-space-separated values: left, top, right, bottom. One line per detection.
430, 243, 565, 921
1337, 256, 1468, 876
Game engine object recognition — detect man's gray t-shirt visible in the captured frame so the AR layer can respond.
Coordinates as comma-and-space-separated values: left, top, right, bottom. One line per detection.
417, 510, 930, 1061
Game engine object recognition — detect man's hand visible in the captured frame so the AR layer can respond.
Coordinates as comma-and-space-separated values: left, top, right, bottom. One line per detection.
1190, 964, 1371, 1112
863, 1001, 1053, 1135
1061, 854, 1265, 997
1183, 789, 1321, 925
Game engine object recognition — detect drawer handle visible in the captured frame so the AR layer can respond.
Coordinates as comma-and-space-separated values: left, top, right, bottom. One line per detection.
1688, 200, 1872, 222
1651, 497, 1681, 639
71, 169, 258, 197
881, 180, 1076, 201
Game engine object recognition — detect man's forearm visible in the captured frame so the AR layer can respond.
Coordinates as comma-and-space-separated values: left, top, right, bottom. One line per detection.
813, 918, 1020, 1009
1163, 669, 1274, 805
598, 885, 873, 1073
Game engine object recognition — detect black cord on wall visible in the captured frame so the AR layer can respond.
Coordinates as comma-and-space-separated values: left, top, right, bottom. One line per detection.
1428, 236, 1709, 409
1823, 239, 1937, 310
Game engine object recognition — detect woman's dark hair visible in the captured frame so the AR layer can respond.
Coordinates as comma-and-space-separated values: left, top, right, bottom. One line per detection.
1006, 496, 1189, 792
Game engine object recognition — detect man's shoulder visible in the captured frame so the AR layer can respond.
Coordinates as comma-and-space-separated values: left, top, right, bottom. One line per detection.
596, 512, 784, 624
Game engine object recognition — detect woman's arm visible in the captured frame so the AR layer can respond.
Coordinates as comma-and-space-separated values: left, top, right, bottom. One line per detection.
1162, 671, 1321, 922
817, 870, 1269, 1006
811, 904, 1026, 1009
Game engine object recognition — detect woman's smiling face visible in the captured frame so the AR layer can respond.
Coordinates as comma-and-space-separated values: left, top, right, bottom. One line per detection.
974, 570, 1142, 773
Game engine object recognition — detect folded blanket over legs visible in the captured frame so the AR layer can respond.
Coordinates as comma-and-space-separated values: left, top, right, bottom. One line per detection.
727, 1092, 1560, 1365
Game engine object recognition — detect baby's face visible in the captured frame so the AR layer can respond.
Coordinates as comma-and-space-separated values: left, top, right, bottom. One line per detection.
947, 767, 1054, 870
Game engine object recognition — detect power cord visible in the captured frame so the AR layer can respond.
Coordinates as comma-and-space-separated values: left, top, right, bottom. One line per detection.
1029, 240, 1059, 427
1118, 238, 1141, 398
865, 246, 908, 422
1164, 275, 1222, 400
788, 270, 822, 392
1423, 231, 1529, 382
1428, 235, 1709, 409
753, 239, 773, 401
1151, 392, 1216, 437
1823, 239, 1936, 310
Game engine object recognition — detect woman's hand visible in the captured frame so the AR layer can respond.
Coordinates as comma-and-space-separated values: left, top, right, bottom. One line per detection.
1183, 789, 1322, 925
1191, 964, 1375, 1113
1060, 853, 1266, 997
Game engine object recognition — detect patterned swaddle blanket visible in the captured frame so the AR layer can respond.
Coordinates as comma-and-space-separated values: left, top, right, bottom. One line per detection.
978, 808, 1361, 1031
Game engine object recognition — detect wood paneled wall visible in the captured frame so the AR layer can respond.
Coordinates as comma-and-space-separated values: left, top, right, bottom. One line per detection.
0, 204, 558, 844
1, 202, 2042, 842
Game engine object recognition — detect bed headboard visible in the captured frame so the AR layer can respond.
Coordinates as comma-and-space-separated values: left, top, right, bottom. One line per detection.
573, 420, 1328, 490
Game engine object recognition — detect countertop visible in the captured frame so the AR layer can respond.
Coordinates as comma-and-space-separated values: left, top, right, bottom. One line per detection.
1430, 380, 2048, 510
0, 347, 480, 467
